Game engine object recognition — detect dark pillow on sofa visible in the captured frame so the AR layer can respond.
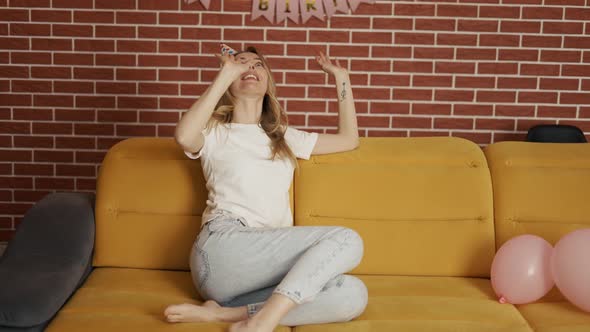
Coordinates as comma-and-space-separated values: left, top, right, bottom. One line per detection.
0, 192, 95, 329
0, 322, 50, 332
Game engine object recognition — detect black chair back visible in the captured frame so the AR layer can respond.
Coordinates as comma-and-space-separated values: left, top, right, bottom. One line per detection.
526, 124, 587, 143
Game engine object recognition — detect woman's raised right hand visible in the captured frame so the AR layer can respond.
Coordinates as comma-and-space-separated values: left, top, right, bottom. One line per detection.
216, 52, 251, 82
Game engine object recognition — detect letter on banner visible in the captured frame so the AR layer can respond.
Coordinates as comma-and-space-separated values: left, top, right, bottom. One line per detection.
300, 0, 325, 23
277, 0, 300, 24
252, 0, 276, 23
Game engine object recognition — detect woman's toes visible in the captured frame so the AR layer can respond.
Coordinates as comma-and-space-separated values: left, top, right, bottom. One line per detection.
163, 304, 177, 317
163, 303, 216, 323
166, 314, 181, 323
164, 304, 185, 315
163, 304, 192, 323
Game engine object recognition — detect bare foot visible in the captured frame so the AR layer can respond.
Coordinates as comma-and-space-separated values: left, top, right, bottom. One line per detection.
228, 318, 273, 332
164, 300, 221, 323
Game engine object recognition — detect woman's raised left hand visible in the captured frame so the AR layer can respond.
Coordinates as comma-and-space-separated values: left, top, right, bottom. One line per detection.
316, 51, 348, 77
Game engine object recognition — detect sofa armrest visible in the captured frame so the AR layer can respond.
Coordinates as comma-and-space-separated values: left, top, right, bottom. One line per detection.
0, 192, 95, 329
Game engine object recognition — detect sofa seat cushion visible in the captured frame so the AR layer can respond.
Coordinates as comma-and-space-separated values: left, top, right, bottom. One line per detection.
515, 287, 590, 332
45, 267, 290, 332
295, 275, 532, 332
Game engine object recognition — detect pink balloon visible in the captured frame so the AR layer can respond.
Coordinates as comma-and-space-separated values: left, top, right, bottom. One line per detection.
491, 234, 554, 304
551, 228, 590, 312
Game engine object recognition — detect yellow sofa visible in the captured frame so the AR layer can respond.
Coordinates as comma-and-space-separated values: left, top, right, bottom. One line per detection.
45, 136, 590, 331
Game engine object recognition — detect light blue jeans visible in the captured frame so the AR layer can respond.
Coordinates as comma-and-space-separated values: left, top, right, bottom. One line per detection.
189, 208, 368, 326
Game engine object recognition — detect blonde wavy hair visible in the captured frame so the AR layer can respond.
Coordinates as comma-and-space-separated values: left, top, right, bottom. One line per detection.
204, 46, 301, 172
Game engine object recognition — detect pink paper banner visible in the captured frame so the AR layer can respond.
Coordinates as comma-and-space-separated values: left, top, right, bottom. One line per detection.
322, 0, 336, 19
299, 0, 325, 23
183, 0, 210, 9
184, 0, 376, 24
276, 0, 300, 24
332, 0, 350, 14
347, 0, 375, 12
252, 0, 276, 23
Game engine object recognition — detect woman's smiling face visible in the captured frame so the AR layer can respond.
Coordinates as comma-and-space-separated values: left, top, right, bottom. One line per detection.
228, 52, 269, 98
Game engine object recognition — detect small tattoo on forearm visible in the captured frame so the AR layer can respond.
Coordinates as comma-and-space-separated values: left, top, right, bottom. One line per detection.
340, 82, 347, 101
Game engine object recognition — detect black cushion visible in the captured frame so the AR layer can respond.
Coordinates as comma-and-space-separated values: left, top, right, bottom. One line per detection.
0, 322, 48, 332
0, 192, 95, 328
526, 124, 587, 143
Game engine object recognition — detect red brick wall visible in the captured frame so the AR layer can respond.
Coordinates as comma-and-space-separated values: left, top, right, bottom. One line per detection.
1, 0, 590, 247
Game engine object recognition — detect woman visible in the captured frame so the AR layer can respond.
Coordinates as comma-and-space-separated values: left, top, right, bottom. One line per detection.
167, 44, 367, 332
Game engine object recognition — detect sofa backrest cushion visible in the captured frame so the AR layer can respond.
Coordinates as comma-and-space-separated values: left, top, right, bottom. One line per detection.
93, 137, 294, 270
294, 137, 495, 277
484, 141, 590, 248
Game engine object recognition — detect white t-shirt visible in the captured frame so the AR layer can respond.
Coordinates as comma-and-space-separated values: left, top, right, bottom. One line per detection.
184, 122, 319, 229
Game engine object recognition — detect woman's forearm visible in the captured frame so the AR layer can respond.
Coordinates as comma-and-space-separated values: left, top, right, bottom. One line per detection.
334, 72, 359, 146
175, 69, 234, 146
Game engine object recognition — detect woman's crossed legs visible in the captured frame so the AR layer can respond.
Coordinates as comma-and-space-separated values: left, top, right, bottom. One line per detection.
165, 210, 368, 330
